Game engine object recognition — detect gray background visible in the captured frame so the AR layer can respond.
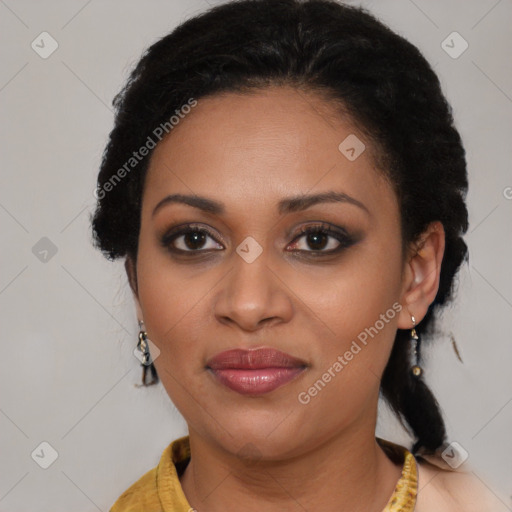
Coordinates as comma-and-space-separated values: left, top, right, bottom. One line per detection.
0, 0, 511, 510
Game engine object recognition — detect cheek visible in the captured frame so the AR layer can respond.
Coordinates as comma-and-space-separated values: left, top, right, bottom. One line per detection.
135, 241, 193, 347
286, 239, 403, 348
287, 234, 404, 406
136, 259, 214, 421
137, 267, 209, 357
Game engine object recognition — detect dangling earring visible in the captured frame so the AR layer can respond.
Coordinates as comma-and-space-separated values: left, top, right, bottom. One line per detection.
136, 320, 159, 386
410, 315, 422, 378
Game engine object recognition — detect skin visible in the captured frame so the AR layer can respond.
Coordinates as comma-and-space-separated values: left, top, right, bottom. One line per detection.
125, 85, 447, 511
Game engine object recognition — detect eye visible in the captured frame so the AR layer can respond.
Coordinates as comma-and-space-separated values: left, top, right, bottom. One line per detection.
161, 222, 355, 256
161, 224, 224, 253
287, 223, 354, 254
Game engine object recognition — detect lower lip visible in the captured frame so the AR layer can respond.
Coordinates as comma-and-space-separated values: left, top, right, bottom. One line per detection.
209, 367, 305, 395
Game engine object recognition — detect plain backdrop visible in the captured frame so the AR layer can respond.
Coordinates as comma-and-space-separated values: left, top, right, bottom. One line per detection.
1, 0, 511, 510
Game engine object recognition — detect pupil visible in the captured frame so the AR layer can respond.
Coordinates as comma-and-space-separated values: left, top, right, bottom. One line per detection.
185, 231, 206, 250
307, 233, 327, 250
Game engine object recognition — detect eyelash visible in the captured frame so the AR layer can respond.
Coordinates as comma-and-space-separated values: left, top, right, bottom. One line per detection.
160, 222, 356, 257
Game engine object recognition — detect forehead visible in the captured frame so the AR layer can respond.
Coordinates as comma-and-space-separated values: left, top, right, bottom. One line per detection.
143, 86, 396, 221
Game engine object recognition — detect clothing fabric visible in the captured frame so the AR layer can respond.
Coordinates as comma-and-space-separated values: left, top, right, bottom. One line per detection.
110, 436, 417, 511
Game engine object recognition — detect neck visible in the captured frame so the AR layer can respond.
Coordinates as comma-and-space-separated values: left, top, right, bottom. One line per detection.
180, 419, 403, 512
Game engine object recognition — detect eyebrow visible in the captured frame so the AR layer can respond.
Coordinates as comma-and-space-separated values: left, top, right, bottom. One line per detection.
152, 191, 369, 218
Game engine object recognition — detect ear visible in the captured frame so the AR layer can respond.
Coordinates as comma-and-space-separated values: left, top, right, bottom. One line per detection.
397, 221, 445, 329
125, 256, 144, 320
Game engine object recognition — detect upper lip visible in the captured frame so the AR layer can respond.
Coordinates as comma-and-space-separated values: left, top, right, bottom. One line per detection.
206, 348, 307, 370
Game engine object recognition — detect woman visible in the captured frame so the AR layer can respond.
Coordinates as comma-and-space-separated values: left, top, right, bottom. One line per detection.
91, 0, 500, 510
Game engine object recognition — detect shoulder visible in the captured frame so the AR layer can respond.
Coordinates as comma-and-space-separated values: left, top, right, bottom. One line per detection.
415, 458, 506, 512
109, 437, 191, 512
109, 466, 159, 512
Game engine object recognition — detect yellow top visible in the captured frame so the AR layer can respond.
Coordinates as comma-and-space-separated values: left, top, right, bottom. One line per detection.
110, 436, 417, 512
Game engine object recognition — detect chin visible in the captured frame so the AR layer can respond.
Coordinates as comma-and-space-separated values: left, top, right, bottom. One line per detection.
216, 414, 308, 461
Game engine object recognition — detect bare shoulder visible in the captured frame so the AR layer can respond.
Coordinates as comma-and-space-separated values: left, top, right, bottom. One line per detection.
415, 458, 507, 512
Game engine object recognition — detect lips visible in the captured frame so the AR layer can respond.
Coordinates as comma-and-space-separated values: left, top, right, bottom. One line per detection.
206, 348, 307, 396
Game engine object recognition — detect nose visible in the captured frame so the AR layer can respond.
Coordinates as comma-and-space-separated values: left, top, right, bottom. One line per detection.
213, 248, 294, 332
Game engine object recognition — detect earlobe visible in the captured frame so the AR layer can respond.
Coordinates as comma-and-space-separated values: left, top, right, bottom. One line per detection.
397, 221, 445, 329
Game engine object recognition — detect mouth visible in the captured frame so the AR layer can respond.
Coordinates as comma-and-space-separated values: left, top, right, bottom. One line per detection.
206, 347, 308, 396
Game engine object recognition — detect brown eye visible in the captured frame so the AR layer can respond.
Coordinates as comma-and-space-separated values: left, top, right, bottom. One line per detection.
161, 225, 223, 253
300, 231, 331, 251
288, 224, 355, 254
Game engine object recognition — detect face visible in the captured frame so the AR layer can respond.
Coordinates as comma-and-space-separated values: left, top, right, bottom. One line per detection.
130, 86, 410, 460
